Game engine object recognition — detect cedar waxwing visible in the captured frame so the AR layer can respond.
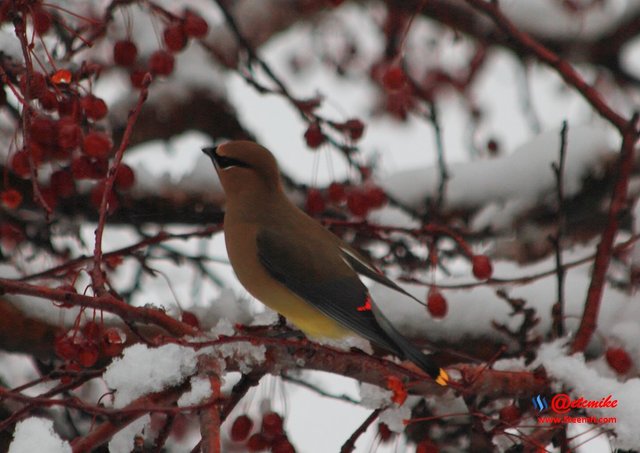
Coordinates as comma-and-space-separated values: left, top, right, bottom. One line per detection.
202, 141, 448, 386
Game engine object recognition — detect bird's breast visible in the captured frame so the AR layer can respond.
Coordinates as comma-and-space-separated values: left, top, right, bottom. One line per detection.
223, 221, 351, 339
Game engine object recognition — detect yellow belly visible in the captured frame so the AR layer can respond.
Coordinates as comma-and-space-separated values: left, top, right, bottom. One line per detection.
225, 223, 351, 339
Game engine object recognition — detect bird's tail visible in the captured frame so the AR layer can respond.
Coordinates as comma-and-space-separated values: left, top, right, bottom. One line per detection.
371, 306, 449, 386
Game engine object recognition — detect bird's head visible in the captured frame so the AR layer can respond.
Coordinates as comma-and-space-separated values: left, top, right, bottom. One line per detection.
202, 141, 282, 197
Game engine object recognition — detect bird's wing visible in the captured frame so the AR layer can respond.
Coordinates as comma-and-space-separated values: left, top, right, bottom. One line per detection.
256, 227, 402, 353
256, 227, 445, 382
338, 246, 424, 306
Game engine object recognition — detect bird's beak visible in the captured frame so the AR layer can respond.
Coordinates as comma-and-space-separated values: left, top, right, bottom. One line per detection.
202, 146, 220, 170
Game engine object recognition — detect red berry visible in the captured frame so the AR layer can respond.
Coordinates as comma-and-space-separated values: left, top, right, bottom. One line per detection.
39, 90, 58, 110
382, 65, 407, 91
149, 50, 175, 76
81, 95, 108, 121
305, 189, 325, 215
471, 255, 493, 280
30, 116, 57, 146
71, 156, 94, 179
83, 131, 112, 158
181, 311, 200, 329
415, 439, 439, 453
346, 190, 369, 217
50, 170, 74, 197
271, 437, 295, 453
327, 182, 346, 203
20, 72, 47, 99
164, 24, 188, 52
82, 321, 101, 341
261, 412, 284, 439
1, 189, 23, 209
487, 139, 499, 154
128, 69, 145, 89
50, 170, 75, 198
102, 327, 125, 357
91, 158, 109, 178
32, 8, 52, 34
606, 347, 632, 374
57, 117, 81, 150
183, 10, 209, 38
114, 40, 138, 66
304, 123, 324, 149
78, 344, 99, 368
427, 289, 447, 318
54, 334, 79, 361
57, 96, 79, 117
11, 150, 31, 177
114, 164, 135, 191
59, 362, 82, 385
364, 186, 386, 209
378, 423, 393, 443
344, 118, 365, 141
230, 414, 254, 442
247, 433, 269, 451
499, 405, 520, 424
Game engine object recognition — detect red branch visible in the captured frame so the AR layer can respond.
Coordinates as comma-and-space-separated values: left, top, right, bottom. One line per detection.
91, 76, 151, 293
0, 278, 195, 337
571, 116, 639, 353
463, 0, 628, 133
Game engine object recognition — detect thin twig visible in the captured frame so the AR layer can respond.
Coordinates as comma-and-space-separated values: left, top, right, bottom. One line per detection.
550, 121, 568, 338
340, 408, 382, 453
91, 76, 151, 294
571, 114, 639, 353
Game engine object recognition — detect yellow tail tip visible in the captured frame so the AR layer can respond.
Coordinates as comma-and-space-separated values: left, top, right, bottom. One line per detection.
435, 368, 449, 386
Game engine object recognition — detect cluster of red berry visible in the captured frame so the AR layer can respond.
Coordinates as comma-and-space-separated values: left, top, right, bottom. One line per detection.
230, 412, 295, 452
426, 255, 493, 318
54, 318, 125, 384
305, 182, 386, 218
4, 66, 136, 214
115, 9, 208, 85
303, 118, 364, 149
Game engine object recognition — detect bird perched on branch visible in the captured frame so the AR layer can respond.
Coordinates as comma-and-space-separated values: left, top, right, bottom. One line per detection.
202, 141, 448, 386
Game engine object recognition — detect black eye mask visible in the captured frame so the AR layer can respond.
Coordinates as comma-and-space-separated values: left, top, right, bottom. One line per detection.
202, 146, 252, 169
